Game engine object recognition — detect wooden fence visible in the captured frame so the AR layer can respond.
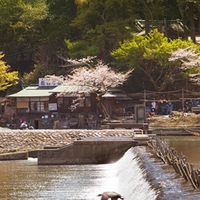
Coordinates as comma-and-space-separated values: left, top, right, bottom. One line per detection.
147, 138, 200, 189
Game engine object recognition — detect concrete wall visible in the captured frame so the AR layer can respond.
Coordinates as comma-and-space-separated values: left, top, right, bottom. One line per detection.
0, 152, 27, 160
38, 137, 137, 165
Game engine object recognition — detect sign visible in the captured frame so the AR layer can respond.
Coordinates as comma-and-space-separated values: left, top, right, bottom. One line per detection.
135, 104, 146, 123
49, 103, 57, 111
39, 78, 63, 86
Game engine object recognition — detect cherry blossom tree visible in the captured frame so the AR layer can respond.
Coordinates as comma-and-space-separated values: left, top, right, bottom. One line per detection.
47, 59, 131, 118
168, 47, 200, 67
168, 47, 200, 84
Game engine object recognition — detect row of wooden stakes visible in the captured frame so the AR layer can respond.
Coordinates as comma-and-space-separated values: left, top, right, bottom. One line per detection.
147, 138, 200, 190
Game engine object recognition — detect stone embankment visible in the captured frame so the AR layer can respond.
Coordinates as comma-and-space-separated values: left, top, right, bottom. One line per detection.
0, 128, 134, 154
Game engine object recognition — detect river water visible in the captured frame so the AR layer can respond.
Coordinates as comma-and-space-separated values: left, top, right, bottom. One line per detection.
0, 136, 200, 200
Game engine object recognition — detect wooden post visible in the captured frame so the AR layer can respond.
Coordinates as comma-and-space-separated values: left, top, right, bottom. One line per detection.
147, 138, 200, 189
182, 88, 184, 111
144, 90, 146, 108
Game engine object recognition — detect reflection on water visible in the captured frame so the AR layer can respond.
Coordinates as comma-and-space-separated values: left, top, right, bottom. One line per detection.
0, 136, 199, 200
162, 136, 200, 168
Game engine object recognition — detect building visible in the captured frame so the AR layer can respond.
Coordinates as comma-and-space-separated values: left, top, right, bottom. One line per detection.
5, 79, 133, 129
6, 78, 97, 129
102, 88, 133, 117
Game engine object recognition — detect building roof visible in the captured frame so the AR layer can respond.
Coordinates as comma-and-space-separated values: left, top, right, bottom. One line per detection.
51, 85, 92, 93
102, 89, 132, 100
7, 85, 92, 98
7, 86, 56, 98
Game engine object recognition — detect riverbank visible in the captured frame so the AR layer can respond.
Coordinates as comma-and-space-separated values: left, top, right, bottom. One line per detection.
0, 126, 193, 156
148, 112, 200, 127
0, 128, 135, 154
0, 112, 198, 154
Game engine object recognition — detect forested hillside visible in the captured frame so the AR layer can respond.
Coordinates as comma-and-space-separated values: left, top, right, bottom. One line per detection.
1, 0, 200, 94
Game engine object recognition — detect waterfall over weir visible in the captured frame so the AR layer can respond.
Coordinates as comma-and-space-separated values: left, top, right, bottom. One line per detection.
115, 147, 200, 200
0, 145, 200, 199
113, 147, 158, 200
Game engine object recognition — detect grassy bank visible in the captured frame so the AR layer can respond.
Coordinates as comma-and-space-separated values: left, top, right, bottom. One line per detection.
149, 112, 200, 127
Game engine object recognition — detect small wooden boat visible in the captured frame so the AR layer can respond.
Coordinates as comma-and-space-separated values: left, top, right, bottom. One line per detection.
185, 128, 200, 136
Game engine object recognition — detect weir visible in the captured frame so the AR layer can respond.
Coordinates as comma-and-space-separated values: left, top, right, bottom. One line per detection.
37, 136, 151, 165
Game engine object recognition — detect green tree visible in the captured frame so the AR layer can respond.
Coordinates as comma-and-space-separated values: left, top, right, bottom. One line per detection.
0, 0, 49, 74
65, 40, 99, 59
23, 64, 47, 85
0, 53, 18, 91
71, 0, 138, 60
45, 0, 77, 48
0, 0, 76, 74
111, 29, 199, 92
1, 0, 200, 92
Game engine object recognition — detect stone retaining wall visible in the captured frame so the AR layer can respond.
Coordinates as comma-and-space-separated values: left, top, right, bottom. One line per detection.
0, 128, 134, 154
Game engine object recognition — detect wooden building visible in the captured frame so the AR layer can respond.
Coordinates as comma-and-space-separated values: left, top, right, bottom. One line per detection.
5, 78, 136, 129
102, 88, 134, 117
6, 79, 97, 129
7, 85, 56, 129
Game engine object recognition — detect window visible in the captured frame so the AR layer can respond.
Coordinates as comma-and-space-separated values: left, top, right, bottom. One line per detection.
85, 97, 91, 107
30, 101, 48, 112
18, 108, 29, 113
64, 98, 72, 106
63, 97, 74, 108
57, 97, 91, 109
78, 98, 84, 107
57, 98, 63, 108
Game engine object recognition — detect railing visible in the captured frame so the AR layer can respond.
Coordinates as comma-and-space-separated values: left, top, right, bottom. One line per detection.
191, 107, 200, 113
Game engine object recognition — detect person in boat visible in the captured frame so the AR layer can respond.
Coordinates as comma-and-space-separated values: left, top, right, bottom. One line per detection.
97, 191, 124, 200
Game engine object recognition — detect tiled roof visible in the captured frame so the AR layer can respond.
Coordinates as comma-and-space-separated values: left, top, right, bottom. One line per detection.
7, 86, 56, 97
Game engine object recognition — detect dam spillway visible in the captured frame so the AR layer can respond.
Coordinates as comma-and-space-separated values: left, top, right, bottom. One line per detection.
37, 136, 150, 165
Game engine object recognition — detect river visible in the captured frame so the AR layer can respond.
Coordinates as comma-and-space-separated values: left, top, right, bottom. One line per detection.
0, 136, 200, 200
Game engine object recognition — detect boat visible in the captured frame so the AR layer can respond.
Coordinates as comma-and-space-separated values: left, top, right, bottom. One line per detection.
185, 128, 200, 136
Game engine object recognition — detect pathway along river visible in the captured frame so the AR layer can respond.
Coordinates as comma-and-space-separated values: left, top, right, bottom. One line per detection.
0, 136, 200, 200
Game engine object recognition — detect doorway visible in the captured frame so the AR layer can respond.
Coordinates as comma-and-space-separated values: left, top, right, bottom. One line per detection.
34, 120, 39, 129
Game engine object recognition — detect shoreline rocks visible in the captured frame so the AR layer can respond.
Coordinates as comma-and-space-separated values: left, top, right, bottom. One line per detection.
0, 128, 134, 154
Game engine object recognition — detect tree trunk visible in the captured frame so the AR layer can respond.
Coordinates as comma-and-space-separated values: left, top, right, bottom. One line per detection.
189, 2, 196, 43
96, 96, 110, 119
177, 0, 189, 40
198, 12, 200, 35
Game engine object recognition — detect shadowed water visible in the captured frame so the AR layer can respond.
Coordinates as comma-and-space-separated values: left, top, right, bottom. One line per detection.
0, 136, 199, 200
164, 136, 200, 168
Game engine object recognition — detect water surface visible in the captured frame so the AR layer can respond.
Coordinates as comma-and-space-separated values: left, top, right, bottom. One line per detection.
163, 136, 200, 168
0, 136, 200, 200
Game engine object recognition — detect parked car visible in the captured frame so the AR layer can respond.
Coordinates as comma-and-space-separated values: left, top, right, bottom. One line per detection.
191, 99, 200, 114
192, 99, 200, 107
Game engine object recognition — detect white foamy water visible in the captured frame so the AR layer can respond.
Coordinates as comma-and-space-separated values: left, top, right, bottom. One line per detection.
113, 148, 158, 200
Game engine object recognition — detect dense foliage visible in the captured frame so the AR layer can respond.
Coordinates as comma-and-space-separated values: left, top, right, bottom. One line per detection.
1, 0, 200, 93
111, 30, 200, 91
0, 53, 18, 91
